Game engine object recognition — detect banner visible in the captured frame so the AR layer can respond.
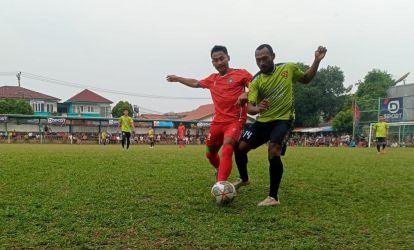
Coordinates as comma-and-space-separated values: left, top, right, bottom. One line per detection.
47, 118, 66, 126
0, 116, 8, 123
380, 97, 403, 122
109, 119, 119, 126
153, 121, 174, 128
135, 121, 153, 127
196, 122, 211, 128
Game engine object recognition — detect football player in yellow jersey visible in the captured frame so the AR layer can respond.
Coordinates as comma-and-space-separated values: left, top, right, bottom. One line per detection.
373, 115, 389, 154
148, 126, 155, 148
118, 109, 135, 151
235, 44, 327, 206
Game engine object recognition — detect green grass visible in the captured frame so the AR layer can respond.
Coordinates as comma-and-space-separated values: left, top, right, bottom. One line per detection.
0, 145, 413, 249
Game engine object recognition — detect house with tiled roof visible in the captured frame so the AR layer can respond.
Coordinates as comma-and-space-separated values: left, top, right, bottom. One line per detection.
180, 104, 215, 121
65, 89, 113, 118
0, 85, 60, 116
139, 103, 255, 123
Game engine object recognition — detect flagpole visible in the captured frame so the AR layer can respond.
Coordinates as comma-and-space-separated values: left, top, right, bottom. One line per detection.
352, 97, 356, 140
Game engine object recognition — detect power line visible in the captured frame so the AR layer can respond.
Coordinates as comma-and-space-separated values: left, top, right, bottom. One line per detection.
14, 72, 210, 100
1, 71, 211, 114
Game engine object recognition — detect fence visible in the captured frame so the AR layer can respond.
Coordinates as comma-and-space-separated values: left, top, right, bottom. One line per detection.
0, 114, 210, 145
354, 95, 414, 147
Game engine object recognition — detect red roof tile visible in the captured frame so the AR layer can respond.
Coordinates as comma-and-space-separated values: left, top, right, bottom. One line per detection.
180, 104, 214, 121
0, 86, 60, 100
140, 114, 170, 120
67, 89, 112, 104
138, 104, 214, 121
139, 104, 256, 123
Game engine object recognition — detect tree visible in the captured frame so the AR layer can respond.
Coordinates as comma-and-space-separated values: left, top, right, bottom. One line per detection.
356, 69, 395, 99
0, 99, 33, 115
112, 101, 133, 118
294, 64, 349, 127
332, 109, 353, 133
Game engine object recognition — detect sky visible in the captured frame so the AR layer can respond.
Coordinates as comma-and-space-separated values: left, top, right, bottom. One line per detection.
1, 0, 413, 113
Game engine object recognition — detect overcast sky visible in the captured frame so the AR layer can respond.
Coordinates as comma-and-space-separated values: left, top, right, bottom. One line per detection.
1, 0, 413, 113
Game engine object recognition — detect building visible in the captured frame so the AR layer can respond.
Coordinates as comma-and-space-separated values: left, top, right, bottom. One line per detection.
0, 85, 60, 116
140, 103, 256, 123
388, 83, 414, 98
387, 83, 414, 122
65, 89, 113, 118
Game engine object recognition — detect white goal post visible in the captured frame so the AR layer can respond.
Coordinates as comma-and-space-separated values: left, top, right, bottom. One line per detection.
368, 121, 414, 148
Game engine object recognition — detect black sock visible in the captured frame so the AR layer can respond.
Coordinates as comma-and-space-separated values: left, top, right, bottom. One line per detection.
377, 144, 381, 152
269, 157, 283, 200
126, 137, 130, 149
121, 134, 125, 148
382, 144, 386, 150
234, 147, 249, 182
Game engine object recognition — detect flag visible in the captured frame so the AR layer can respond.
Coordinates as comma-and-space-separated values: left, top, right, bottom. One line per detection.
352, 99, 360, 121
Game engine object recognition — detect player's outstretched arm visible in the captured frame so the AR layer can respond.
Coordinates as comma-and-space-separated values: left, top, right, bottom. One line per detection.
300, 46, 327, 84
166, 75, 200, 88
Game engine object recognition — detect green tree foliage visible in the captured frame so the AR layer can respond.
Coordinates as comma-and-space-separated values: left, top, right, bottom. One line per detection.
356, 69, 395, 99
294, 64, 349, 127
332, 69, 394, 133
332, 109, 353, 133
111, 101, 133, 118
0, 99, 34, 115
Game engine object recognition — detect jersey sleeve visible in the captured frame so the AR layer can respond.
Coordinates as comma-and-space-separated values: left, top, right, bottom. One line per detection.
199, 74, 215, 89
386, 123, 389, 129
290, 64, 305, 83
247, 79, 259, 104
242, 70, 253, 88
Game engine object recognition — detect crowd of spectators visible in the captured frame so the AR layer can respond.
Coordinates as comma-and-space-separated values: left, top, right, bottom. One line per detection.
1, 131, 413, 147
289, 133, 355, 147
0, 131, 207, 145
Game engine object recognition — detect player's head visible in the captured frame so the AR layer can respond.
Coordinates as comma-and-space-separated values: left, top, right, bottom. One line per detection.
179, 122, 183, 126
211, 45, 230, 75
123, 109, 129, 116
255, 44, 275, 74
379, 115, 385, 122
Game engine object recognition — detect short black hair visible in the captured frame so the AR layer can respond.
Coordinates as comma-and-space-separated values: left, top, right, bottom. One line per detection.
211, 45, 228, 56
256, 44, 274, 55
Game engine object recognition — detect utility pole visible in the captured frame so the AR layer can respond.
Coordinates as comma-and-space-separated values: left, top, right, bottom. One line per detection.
16, 72, 21, 87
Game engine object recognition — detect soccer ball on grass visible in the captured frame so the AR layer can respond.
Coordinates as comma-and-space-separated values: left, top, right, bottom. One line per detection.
211, 181, 236, 205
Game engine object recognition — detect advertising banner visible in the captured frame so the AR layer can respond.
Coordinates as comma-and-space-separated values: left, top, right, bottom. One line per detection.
380, 97, 403, 122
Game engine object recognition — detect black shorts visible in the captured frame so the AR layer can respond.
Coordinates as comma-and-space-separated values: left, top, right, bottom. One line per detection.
241, 120, 294, 153
376, 137, 386, 144
122, 132, 131, 139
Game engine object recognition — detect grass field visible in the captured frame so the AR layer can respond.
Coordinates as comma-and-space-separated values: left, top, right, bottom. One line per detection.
0, 144, 413, 249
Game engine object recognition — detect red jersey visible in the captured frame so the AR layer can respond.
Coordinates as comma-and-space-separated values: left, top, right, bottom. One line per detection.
178, 125, 185, 138
199, 69, 252, 124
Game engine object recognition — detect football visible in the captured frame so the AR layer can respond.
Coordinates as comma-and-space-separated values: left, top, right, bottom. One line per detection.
211, 181, 236, 205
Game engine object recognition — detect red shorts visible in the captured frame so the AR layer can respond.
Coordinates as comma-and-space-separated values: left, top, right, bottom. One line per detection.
206, 121, 243, 148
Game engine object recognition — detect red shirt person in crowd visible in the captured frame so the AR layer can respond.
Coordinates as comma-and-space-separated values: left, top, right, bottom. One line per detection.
177, 122, 186, 148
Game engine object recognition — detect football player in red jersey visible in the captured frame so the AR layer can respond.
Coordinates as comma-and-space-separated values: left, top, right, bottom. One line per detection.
167, 45, 252, 182
177, 122, 186, 148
